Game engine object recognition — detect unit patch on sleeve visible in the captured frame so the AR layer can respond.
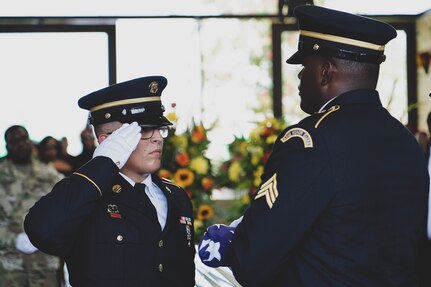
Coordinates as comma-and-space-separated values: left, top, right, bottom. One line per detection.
280, 128, 313, 148
254, 173, 279, 209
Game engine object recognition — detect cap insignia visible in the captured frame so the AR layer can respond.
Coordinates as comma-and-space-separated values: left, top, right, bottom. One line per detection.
149, 81, 159, 94
105, 113, 111, 119
313, 44, 320, 51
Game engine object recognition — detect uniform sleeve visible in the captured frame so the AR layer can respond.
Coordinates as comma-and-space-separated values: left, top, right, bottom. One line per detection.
24, 156, 119, 257
230, 125, 336, 286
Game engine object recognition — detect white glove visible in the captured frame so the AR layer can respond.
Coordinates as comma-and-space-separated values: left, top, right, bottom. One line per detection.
93, 122, 141, 169
16, 232, 38, 254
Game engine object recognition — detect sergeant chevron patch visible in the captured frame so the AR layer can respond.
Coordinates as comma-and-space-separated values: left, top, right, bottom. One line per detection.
254, 173, 279, 209
280, 128, 313, 148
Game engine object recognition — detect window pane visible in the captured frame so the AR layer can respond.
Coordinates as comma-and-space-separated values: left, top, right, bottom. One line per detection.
0, 32, 109, 157
116, 18, 273, 160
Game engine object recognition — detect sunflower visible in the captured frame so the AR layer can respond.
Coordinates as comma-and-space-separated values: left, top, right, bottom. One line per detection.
173, 168, 195, 188
197, 204, 214, 221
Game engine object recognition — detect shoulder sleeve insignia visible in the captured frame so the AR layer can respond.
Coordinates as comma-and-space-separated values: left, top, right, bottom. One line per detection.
280, 128, 313, 148
315, 105, 340, 128
254, 173, 279, 209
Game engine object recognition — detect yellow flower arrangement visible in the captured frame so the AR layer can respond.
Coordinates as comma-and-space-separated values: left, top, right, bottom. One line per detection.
160, 115, 216, 242
216, 117, 288, 221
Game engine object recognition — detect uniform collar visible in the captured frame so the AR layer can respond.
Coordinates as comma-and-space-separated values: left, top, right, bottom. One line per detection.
322, 89, 382, 111
119, 172, 152, 187
319, 96, 339, 112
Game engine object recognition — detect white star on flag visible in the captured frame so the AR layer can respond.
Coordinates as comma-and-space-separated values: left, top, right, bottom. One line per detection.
201, 239, 222, 262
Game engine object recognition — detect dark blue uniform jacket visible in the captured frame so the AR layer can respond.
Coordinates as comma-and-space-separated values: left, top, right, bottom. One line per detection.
231, 89, 429, 287
24, 156, 195, 287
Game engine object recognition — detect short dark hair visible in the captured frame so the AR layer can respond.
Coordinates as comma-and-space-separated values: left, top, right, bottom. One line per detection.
4, 125, 28, 142
333, 58, 380, 89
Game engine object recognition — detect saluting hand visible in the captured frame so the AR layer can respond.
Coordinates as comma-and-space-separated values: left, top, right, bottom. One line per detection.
93, 122, 141, 169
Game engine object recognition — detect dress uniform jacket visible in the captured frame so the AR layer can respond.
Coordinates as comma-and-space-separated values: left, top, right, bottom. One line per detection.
230, 89, 429, 287
24, 156, 195, 287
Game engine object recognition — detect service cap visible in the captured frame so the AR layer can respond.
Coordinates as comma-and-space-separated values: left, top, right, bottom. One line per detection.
78, 76, 172, 127
286, 5, 397, 64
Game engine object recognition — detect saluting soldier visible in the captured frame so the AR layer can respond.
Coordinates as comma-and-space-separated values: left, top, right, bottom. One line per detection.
24, 76, 196, 287
198, 5, 429, 287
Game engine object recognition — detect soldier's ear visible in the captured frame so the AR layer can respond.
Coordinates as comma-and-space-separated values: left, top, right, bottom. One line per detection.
321, 59, 335, 86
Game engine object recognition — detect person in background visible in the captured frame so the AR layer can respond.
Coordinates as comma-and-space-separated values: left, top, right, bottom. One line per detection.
24, 76, 196, 287
0, 125, 64, 287
59, 136, 78, 171
37, 136, 74, 176
198, 5, 429, 287
73, 126, 97, 170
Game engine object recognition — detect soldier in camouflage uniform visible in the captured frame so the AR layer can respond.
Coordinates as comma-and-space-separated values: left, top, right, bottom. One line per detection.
0, 125, 63, 287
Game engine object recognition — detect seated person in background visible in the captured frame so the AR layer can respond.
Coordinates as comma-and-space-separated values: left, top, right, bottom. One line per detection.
0, 125, 64, 287
38, 136, 74, 176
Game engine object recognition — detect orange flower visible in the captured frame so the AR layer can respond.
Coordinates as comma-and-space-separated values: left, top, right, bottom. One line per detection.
174, 168, 195, 188
201, 177, 214, 191
197, 204, 214, 220
175, 151, 190, 167
191, 125, 205, 143
158, 169, 172, 179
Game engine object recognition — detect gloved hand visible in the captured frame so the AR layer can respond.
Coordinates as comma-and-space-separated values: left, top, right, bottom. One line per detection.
198, 224, 236, 267
93, 122, 141, 169
16, 232, 38, 254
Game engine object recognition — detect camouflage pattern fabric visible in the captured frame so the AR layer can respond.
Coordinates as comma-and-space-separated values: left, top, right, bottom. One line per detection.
0, 158, 63, 287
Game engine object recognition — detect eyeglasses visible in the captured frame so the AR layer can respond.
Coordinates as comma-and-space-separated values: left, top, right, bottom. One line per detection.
140, 126, 169, 140
106, 126, 169, 140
